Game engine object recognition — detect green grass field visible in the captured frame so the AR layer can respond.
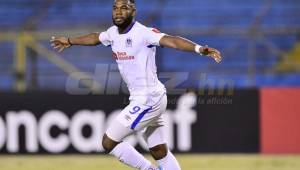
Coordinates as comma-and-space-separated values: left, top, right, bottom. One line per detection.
0, 154, 300, 170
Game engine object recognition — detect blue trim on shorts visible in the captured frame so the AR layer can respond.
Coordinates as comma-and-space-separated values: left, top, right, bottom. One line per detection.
130, 107, 152, 130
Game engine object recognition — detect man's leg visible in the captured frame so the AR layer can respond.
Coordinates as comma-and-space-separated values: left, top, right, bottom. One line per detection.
102, 110, 155, 170
150, 144, 181, 170
143, 125, 181, 170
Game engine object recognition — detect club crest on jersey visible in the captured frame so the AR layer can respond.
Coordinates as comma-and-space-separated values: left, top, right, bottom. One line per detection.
125, 37, 132, 47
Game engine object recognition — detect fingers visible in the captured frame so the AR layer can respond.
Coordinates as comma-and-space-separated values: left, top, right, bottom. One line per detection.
205, 49, 222, 63
50, 36, 70, 52
213, 49, 221, 55
53, 44, 68, 52
53, 45, 60, 49
51, 42, 60, 47
50, 36, 57, 43
202, 45, 221, 56
204, 46, 222, 63
50, 38, 63, 45
58, 46, 65, 52
51, 42, 62, 49
211, 52, 222, 63
50, 36, 61, 48
207, 47, 220, 55
214, 55, 222, 63
50, 36, 55, 40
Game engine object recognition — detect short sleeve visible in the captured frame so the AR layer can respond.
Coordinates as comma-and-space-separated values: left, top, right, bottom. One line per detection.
145, 28, 166, 47
99, 30, 112, 47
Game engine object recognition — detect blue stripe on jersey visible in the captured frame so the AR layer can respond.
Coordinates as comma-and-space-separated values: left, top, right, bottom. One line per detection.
147, 45, 155, 48
130, 107, 152, 130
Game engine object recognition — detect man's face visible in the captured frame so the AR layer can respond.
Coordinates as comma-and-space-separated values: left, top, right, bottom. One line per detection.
112, 0, 135, 28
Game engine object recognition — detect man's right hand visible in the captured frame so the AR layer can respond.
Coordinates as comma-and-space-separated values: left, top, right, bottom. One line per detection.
50, 36, 72, 52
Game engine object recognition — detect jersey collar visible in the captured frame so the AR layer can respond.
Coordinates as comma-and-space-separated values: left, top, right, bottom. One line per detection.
119, 21, 136, 34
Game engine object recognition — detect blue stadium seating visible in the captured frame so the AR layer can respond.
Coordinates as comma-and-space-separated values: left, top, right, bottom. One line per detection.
0, 0, 300, 90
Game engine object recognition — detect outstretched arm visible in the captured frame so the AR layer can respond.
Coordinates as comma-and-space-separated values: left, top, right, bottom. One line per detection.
50, 32, 101, 52
159, 35, 222, 63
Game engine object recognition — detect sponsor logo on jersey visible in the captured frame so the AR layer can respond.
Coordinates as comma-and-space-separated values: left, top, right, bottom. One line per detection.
113, 52, 135, 60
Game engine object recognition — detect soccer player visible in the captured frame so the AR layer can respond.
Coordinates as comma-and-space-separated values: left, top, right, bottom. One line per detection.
51, 0, 222, 169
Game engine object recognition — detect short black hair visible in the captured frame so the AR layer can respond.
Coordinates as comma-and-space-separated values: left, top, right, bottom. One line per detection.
115, 0, 135, 4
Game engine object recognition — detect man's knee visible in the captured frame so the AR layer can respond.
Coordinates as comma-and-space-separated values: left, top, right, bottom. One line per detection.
102, 134, 119, 153
149, 144, 168, 160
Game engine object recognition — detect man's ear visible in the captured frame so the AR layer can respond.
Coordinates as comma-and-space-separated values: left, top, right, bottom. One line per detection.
131, 4, 136, 17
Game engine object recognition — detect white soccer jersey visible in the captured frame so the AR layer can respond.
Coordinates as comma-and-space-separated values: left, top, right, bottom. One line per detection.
99, 21, 166, 106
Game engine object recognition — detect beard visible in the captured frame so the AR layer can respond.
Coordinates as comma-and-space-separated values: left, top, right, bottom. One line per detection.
113, 15, 134, 29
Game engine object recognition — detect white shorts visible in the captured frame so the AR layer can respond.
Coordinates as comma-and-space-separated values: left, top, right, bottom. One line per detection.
106, 94, 167, 148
